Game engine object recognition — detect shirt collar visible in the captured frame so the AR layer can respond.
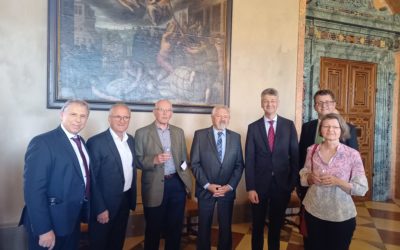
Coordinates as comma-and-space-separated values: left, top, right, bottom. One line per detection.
109, 128, 128, 142
213, 127, 226, 136
156, 123, 170, 131
263, 115, 277, 123
61, 124, 79, 139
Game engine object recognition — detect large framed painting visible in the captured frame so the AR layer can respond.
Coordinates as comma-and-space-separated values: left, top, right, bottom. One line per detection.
47, 0, 232, 113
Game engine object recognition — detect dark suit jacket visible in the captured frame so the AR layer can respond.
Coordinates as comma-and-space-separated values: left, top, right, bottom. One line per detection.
19, 126, 88, 236
298, 119, 358, 170
190, 127, 244, 200
245, 116, 299, 195
135, 122, 192, 207
87, 129, 137, 219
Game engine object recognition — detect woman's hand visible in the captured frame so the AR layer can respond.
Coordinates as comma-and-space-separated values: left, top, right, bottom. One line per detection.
307, 172, 322, 185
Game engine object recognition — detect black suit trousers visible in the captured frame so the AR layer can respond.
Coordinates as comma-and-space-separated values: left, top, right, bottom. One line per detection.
197, 197, 234, 250
27, 220, 80, 250
89, 189, 132, 250
251, 179, 291, 250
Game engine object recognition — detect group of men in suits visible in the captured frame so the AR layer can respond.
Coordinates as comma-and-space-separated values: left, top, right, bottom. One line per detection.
20, 88, 357, 250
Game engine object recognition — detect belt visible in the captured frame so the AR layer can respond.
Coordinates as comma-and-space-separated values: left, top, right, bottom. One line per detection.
164, 173, 177, 179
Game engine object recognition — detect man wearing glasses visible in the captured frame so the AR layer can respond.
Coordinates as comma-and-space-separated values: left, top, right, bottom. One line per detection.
87, 103, 137, 250
299, 89, 358, 176
135, 99, 192, 250
298, 89, 358, 249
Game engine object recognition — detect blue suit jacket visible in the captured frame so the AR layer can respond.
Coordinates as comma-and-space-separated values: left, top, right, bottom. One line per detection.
245, 116, 299, 195
19, 126, 88, 236
190, 127, 244, 200
87, 129, 137, 219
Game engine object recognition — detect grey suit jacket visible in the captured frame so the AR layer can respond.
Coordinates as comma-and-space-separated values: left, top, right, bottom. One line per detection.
190, 127, 244, 200
135, 122, 192, 207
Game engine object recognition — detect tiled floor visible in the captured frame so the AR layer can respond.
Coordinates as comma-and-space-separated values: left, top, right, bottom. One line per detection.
123, 200, 400, 250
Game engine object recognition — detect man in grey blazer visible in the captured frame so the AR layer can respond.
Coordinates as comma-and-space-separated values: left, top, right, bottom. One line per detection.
191, 105, 244, 250
135, 99, 192, 250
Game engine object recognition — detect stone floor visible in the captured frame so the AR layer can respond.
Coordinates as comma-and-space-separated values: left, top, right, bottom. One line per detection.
121, 200, 400, 250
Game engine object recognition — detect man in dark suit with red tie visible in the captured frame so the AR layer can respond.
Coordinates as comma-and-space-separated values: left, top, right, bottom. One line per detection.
20, 99, 91, 250
87, 103, 137, 250
245, 88, 299, 250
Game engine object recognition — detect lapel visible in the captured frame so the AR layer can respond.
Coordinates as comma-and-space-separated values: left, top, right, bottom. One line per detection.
207, 127, 221, 164
224, 129, 233, 165
256, 117, 270, 152
274, 116, 283, 151
149, 122, 164, 152
105, 130, 124, 181
169, 125, 181, 168
127, 135, 135, 167
310, 119, 318, 143
56, 126, 85, 181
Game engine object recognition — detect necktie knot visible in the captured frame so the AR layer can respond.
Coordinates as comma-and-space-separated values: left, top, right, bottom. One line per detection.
71, 136, 80, 145
218, 131, 223, 138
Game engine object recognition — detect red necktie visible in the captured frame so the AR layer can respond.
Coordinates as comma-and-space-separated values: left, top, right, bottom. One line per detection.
268, 120, 275, 151
72, 136, 90, 198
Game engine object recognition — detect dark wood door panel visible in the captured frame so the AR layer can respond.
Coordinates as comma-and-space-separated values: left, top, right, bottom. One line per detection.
320, 57, 376, 200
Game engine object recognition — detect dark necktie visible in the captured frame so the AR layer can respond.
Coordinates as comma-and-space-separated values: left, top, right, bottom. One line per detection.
268, 120, 275, 151
217, 132, 223, 162
71, 136, 90, 198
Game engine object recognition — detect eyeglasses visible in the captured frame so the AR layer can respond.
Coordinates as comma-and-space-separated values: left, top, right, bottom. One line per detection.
155, 108, 172, 113
315, 101, 335, 107
111, 115, 130, 121
321, 125, 340, 130
214, 115, 230, 119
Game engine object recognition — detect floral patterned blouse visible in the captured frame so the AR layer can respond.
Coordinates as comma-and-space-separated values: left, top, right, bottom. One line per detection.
299, 143, 369, 222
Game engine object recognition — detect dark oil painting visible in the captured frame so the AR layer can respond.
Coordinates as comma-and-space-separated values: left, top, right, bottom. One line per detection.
48, 0, 232, 113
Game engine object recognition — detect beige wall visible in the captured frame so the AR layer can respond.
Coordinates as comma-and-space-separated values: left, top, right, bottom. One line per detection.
0, 0, 300, 226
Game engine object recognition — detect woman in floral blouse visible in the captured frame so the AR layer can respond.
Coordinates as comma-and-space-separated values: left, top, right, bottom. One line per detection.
299, 113, 368, 250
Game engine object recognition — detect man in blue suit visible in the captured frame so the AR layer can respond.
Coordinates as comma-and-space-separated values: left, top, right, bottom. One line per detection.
190, 105, 244, 250
87, 103, 137, 250
245, 88, 299, 250
20, 99, 91, 250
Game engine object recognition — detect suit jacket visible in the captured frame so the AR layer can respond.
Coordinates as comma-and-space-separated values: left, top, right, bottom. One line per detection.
87, 129, 137, 219
245, 116, 299, 195
298, 119, 358, 169
19, 126, 89, 236
190, 127, 244, 200
135, 122, 192, 207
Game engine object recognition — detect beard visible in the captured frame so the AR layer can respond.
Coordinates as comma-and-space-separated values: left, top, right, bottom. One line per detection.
217, 122, 228, 130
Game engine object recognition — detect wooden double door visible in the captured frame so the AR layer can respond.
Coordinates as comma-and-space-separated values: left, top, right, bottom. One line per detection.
320, 57, 377, 200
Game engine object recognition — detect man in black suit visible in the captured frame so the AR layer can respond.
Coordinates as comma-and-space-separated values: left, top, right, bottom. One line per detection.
87, 103, 136, 250
20, 99, 91, 250
298, 89, 358, 198
245, 88, 299, 250
190, 105, 244, 250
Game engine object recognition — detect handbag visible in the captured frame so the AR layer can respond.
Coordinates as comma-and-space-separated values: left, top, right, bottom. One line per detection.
299, 143, 318, 237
